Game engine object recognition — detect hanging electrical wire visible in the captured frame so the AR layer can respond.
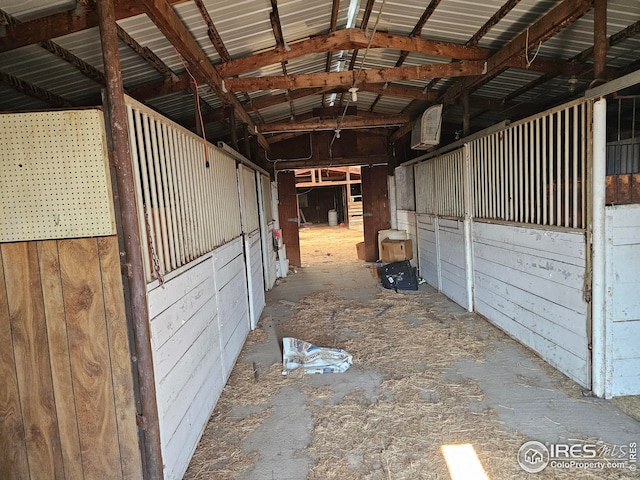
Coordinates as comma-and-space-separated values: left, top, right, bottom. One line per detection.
331, 0, 388, 151
175, 47, 211, 167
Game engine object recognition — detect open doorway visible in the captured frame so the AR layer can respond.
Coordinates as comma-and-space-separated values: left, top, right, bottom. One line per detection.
295, 167, 364, 267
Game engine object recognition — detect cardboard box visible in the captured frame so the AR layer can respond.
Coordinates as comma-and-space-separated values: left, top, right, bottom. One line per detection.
356, 241, 365, 260
380, 238, 413, 263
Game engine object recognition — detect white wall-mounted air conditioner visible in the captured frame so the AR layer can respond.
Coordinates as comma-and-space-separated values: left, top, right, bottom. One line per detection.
410, 104, 443, 150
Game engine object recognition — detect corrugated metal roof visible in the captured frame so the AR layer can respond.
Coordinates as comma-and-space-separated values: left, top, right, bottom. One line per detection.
1, 0, 640, 146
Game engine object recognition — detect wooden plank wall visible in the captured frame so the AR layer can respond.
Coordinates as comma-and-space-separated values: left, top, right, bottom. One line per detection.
147, 236, 250, 480
472, 222, 590, 387
437, 219, 469, 309
247, 230, 266, 329
361, 165, 391, 262
214, 238, 250, 380
606, 204, 640, 396
266, 223, 277, 289
0, 237, 142, 480
396, 210, 418, 267
416, 214, 439, 288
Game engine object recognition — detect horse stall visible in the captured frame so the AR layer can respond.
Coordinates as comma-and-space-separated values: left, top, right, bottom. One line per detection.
398, 91, 640, 398
0, 99, 274, 479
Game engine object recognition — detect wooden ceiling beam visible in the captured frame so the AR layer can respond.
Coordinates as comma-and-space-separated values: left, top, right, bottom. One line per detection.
441, 0, 593, 105
274, 154, 389, 170
466, 0, 522, 47
116, 24, 176, 79
137, 0, 269, 150
193, 0, 231, 62
217, 28, 489, 77
259, 114, 410, 133
0, 70, 73, 107
224, 60, 486, 91
0, 0, 190, 53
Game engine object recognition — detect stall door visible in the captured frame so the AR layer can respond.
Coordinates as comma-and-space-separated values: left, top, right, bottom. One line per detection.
237, 164, 265, 329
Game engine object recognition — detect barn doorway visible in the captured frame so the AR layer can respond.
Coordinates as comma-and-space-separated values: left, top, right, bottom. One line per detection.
295, 167, 364, 267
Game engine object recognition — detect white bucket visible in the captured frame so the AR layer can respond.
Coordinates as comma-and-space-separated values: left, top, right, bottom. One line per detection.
328, 209, 338, 226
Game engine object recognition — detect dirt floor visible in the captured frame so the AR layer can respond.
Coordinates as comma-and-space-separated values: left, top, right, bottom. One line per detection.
298, 224, 364, 267
184, 224, 640, 480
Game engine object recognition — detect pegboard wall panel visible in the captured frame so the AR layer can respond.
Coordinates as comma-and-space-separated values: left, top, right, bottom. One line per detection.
0, 110, 115, 242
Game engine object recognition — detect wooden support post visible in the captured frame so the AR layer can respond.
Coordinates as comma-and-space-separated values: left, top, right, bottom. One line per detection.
593, 0, 607, 81
277, 171, 301, 267
361, 165, 391, 262
96, 1, 164, 479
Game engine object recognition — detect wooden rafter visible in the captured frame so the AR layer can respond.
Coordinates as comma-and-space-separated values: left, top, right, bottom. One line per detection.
370, 0, 442, 111
259, 114, 410, 133
0, 0, 190, 53
224, 61, 487, 91
268, 0, 295, 119
218, 29, 489, 78
324, 0, 342, 74
466, 0, 522, 47
1, 9, 106, 86
440, 0, 594, 105
137, 0, 269, 150
0, 70, 73, 107
116, 24, 176, 79
193, 0, 231, 62
502, 18, 640, 105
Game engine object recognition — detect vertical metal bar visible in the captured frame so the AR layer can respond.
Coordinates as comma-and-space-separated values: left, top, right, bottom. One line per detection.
164, 125, 184, 267
171, 129, 186, 265
499, 131, 505, 219
545, 114, 555, 225
96, 2, 164, 476
160, 123, 180, 269
573, 104, 579, 228
565, 107, 570, 227
536, 118, 541, 225
490, 135, 496, 218
529, 120, 535, 225
482, 138, 488, 218
556, 110, 562, 226
142, 113, 166, 274
472, 142, 479, 218
177, 132, 194, 259
149, 117, 170, 271
126, 105, 151, 282
514, 126, 520, 222
523, 123, 529, 223
135, 111, 157, 277
582, 103, 588, 228
507, 127, 513, 221
156, 123, 176, 270
543, 114, 550, 225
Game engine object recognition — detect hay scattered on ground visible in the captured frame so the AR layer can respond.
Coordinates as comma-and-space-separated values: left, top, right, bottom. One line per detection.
185, 227, 638, 480
299, 224, 363, 266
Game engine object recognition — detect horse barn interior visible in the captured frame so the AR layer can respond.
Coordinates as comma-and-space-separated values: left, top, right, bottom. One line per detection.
2, 0, 640, 479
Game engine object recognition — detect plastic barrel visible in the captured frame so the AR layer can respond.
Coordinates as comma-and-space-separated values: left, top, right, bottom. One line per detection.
328, 209, 338, 226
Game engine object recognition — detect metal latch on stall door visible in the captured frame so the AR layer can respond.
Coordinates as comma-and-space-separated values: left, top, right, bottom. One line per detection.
363, 213, 373, 217
287, 217, 299, 222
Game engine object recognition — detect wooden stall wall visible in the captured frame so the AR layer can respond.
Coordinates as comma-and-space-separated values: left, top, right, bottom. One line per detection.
472, 223, 590, 386
396, 210, 418, 267
409, 99, 592, 388
0, 237, 142, 480
416, 214, 439, 288
361, 165, 391, 262
238, 165, 265, 329
605, 204, 640, 396
147, 236, 250, 480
